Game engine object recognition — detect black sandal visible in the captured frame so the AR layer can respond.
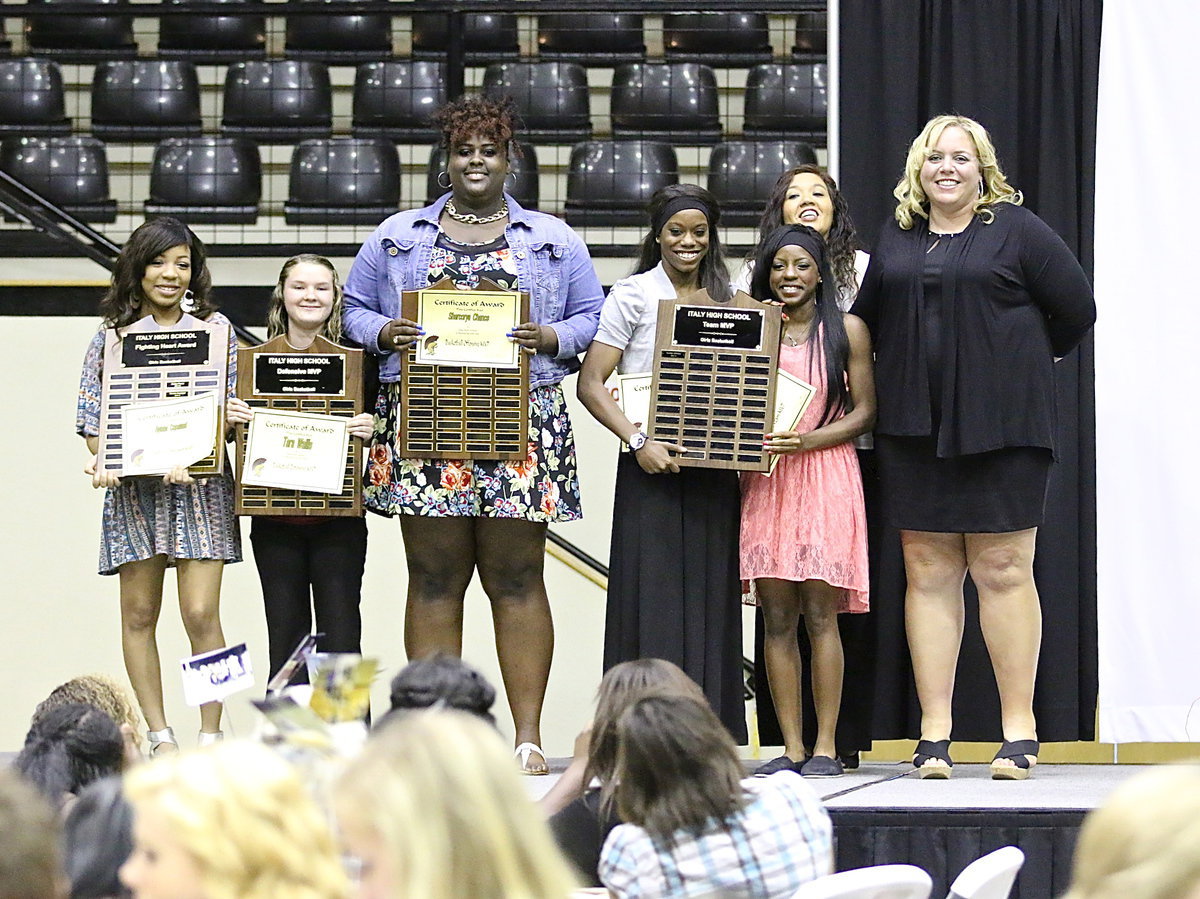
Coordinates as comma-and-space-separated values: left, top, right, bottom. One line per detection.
991, 739, 1039, 780
913, 739, 953, 779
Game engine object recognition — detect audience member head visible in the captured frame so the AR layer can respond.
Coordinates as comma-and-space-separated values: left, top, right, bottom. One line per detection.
384, 643, 496, 720
754, 164, 859, 297
15, 703, 126, 806
634, 183, 731, 301
101, 217, 214, 329
894, 113, 1021, 229
1062, 764, 1200, 899
62, 776, 132, 899
380, 652, 497, 728
611, 693, 745, 847
33, 675, 143, 759
120, 742, 347, 899
586, 659, 706, 797
0, 769, 63, 899
336, 709, 579, 899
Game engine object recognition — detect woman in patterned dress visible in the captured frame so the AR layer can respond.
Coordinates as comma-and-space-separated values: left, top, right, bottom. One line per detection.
76, 217, 241, 755
342, 96, 604, 773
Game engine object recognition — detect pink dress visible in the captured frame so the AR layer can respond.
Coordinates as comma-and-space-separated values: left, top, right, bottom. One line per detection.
739, 339, 869, 613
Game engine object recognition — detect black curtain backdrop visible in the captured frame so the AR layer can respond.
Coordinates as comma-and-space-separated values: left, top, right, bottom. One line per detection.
834, 0, 1101, 742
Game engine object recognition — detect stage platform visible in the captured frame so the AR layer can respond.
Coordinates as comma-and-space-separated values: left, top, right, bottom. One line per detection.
526, 761, 1146, 899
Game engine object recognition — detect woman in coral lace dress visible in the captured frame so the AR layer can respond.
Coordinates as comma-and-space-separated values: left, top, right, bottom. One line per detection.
741, 224, 875, 778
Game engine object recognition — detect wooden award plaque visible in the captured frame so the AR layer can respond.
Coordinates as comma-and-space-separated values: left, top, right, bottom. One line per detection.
398, 278, 530, 461
98, 313, 229, 478
234, 334, 363, 516
648, 290, 781, 472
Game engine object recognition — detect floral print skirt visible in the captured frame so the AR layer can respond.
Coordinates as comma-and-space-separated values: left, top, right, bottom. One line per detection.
364, 382, 583, 521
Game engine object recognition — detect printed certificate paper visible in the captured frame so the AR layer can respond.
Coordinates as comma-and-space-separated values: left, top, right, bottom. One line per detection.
242, 408, 350, 494
121, 392, 219, 475
767, 369, 817, 475
415, 288, 522, 368
613, 372, 652, 452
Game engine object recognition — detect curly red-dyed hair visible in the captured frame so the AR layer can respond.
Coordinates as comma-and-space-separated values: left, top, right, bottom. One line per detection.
431, 95, 522, 159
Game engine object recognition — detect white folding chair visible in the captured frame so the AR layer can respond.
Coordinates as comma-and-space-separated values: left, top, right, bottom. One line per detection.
946, 846, 1025, 899
792, 864, 933, 899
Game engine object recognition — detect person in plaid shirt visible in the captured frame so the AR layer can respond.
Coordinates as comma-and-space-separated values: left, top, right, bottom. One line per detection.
599, 693, 833, 897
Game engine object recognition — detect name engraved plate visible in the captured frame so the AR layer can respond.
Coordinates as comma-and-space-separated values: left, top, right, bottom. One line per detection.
122, 330, 211, 367
253, 354, 346, 396
671, 305, 764, 351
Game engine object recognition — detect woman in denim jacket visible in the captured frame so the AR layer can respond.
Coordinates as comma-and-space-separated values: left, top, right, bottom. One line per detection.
343, 96, 604, 774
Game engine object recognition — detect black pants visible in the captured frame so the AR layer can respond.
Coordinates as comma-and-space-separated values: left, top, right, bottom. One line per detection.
250, 516, 368, 683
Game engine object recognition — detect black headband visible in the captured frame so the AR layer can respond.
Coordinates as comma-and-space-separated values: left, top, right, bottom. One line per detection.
751, 224, 834, 304
762, 224, 827, 271
652, 195, 714, 235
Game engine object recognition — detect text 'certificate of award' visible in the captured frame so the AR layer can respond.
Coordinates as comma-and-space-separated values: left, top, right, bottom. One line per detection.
122, 392, 219, 475
415, 289, 522, 368
242, 409, 350, 495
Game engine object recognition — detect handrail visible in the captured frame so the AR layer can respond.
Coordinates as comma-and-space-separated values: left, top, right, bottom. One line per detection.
546, 528, 608, 590
1, 173, 262, 345
0, 171, 121, 268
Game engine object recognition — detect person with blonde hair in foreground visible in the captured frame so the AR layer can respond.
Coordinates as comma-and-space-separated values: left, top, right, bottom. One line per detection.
1062, 764, 1200, 899
120, 741, 348, 899
335, 709, 579, 899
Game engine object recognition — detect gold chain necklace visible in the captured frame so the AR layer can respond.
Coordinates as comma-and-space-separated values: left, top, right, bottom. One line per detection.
445, 199, 509, 225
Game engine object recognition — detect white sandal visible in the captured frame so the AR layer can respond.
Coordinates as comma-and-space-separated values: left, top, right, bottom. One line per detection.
198, 730, 225, 747
514, 741, 548, 776
146, 727, 178, 757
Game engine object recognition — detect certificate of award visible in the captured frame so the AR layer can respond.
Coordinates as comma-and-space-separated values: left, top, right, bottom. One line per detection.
414, 289, 522, 368
242, 409, 351, 495
766, 369, 817, 475
616, 372, 653, 450
121, 392, 220, 475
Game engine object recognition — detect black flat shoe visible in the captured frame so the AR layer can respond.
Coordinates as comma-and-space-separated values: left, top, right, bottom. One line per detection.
839, 751, 860, 770
800, 755, 845, 778
753, 755, 802, 777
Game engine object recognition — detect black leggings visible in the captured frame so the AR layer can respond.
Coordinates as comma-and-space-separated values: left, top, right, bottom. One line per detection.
250, 516, 368, 682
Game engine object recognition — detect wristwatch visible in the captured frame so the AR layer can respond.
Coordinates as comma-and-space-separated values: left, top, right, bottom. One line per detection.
628, 431, 649, 452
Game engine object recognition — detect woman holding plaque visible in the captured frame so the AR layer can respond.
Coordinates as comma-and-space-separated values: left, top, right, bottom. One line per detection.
739, 164, 878, 771
76, 217, 240, 755
851, 115, 1096, 779
226, 255, 374, 684
342, 95, 604, 774
740, 224, 875, 779
577, 183, 746, 741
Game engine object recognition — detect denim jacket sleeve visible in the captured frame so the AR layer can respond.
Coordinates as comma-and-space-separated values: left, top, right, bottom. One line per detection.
342, 207, 440, 382
541, 225, 603, 360
507, 205, 603, 386
342, 227, 395, 357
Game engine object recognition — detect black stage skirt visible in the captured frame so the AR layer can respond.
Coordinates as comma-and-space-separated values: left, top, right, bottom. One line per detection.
603, 454, 747, 743
876, 435, 1052, 533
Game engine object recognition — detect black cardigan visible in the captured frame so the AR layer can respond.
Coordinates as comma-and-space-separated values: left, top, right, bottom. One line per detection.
851, 203, 1096, 458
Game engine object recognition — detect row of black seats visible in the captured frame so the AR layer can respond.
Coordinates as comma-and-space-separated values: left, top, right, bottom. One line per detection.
0, 10, 827, 67
0, 135, 817, 228
0, 58, 828, 147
